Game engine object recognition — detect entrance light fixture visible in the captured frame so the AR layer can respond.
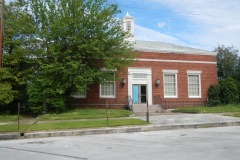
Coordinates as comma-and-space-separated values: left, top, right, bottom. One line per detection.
156, 79, 160, 86
121, 78, 126, 86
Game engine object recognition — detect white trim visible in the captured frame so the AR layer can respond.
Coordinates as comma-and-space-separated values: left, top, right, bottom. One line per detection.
128, 68, 152, 105
128, 67, 152, 74
163, 70, 178, 98
137, 58, 216, 64
99, 81, 116, 98
163, 70, 178, 74
187, 72, 202, 98
187, 70, 202, 74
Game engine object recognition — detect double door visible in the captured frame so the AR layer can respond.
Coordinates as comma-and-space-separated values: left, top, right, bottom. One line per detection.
133, 85, 147, 104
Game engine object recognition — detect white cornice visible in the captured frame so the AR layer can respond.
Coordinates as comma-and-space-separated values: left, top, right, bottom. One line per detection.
137, 58, 216, 64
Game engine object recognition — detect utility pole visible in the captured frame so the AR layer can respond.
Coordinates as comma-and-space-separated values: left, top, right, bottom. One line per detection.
0, 0, 4, 67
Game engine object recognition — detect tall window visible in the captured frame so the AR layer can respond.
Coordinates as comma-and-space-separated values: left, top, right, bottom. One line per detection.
100, 82, 115, 98
187, 71, 201, 98
126, 21, 131, 31
100, 72, 116, 98
163, 70, 178, 98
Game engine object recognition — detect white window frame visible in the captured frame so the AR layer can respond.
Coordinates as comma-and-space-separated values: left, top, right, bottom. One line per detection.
187, 70, 202, 98
99, 72, 116, 98
163, 70, 178, 98
132, 73, 148, 79
100, 81, 116, 98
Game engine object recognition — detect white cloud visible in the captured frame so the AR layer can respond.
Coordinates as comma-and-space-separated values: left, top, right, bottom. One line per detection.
134, 24, 185, 45
157, 22, 166, 28
147, 0, 240, 50
213, 25, 240, 32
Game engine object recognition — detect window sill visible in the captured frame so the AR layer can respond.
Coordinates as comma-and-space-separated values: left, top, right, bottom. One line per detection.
189, 96, 202, 98
164, 96, 178, 98
100, 96, 116, 99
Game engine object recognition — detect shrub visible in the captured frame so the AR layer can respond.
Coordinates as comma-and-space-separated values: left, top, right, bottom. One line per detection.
207, 84, 221, 106
219, 77, 239, 104
0, 83, 16, 105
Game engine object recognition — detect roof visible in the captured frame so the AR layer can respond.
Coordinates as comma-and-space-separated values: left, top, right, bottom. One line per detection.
134, 40, 216, 56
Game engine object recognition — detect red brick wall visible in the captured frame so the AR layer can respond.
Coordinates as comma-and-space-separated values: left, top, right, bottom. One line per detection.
76, 51, 218, 108
138, 52, 216, 62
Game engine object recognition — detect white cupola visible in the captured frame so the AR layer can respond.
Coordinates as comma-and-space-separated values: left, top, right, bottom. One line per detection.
121, 12, 135, 41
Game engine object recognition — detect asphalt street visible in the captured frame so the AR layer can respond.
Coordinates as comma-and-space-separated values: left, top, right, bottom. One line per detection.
1, 126, 240, 160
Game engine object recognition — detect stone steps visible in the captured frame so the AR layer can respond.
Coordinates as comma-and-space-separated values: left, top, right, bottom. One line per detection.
132, 104, 162, 113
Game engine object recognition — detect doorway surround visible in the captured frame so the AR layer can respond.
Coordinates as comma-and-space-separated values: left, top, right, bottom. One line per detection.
128, 68, 152, 105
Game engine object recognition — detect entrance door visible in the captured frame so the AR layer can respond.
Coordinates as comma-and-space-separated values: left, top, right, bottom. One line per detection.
133, 85, 147, 104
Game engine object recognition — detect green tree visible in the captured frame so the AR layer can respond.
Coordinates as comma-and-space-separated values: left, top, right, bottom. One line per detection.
235, 57, 240, 81
215, 45, 239, 80
219, 77, 239, 104
0, 83, 16, 105
1, 0, 135, 113
207, 84, 220, 106
0, 1, 37, 113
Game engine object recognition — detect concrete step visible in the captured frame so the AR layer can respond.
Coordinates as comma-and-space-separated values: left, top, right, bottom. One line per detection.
132, 104, 162, 113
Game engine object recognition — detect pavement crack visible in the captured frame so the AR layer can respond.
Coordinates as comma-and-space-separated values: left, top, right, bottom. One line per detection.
0, 146, 88, 160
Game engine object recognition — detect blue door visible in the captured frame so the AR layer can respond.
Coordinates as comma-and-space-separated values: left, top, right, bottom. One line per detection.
133, 85, 139, 104
133, 85, 147, 104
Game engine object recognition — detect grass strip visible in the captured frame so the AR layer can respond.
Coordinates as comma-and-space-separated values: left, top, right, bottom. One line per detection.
41, 109, 132, 120
0, 109, 132, 123
173, 105, 240, 113
0, 119, 148, 133
226, 113, 240, 117
0, 115, 23, 122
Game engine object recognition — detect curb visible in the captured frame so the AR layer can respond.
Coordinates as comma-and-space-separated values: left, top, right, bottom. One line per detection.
1, 121, 240, 140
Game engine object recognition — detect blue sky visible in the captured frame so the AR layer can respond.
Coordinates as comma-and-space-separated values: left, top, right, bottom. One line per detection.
115, 0, 240, 51
5, 0, 240, 51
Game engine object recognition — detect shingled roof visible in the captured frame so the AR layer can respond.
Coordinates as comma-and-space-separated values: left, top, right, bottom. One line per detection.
134, 40, 216, 56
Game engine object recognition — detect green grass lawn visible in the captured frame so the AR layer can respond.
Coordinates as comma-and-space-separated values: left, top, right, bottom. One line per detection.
0, 119, 148, 133
0, 109, 148, 133
173, 105, 240, 114
0, 109, 132, 123
225, 113, 240, 118
41, 109, 132, 120
0, 115, 23, 122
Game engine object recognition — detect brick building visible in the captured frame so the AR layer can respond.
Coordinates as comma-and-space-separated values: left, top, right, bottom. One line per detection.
74, 13, 217, 112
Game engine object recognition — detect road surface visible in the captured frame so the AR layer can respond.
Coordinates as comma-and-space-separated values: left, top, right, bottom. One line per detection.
1, 126, 240, 160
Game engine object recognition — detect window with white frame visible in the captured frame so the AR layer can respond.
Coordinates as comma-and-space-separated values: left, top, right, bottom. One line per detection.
100, 82, 115, 98
100, 73, 116, 98
163, 70, 178, 98
133, 73, 147, 79
187, 71, 202, 98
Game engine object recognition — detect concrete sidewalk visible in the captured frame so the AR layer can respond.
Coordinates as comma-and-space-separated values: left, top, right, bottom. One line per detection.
1, 113, 240, 140
135, 113, 240, 125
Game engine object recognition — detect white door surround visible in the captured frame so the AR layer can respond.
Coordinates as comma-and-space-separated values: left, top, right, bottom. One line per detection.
128, 68, 152, 105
